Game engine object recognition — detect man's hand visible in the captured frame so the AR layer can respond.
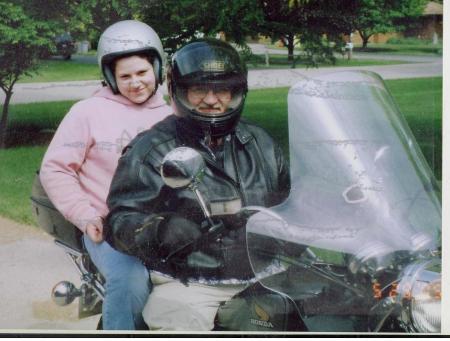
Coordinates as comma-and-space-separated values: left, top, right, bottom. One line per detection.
85, 217, 104, 243
154, 213, 202, 259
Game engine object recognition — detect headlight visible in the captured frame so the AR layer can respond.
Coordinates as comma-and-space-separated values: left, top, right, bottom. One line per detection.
397, 260, 441, 333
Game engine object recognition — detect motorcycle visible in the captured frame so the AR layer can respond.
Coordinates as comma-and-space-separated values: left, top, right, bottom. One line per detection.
30, 70, 441, 333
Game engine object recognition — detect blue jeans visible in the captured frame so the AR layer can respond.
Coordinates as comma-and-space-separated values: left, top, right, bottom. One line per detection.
83, 235, 151, 330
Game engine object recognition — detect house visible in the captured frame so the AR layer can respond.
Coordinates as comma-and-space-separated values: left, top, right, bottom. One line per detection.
404, 1, 443, 40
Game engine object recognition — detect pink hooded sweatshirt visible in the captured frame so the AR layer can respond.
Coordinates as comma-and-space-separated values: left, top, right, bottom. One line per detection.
40, 86, 172, 232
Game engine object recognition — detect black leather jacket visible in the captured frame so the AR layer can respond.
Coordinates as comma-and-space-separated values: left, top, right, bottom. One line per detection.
105, 115, 290, 281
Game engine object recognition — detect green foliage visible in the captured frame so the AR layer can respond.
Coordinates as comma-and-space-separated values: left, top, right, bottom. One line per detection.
140, 0, 357, 64
0, 2, 54, 88
140, 0, 264, 54
14, 0, 72, 22
141, 0, 351, 64
140, 0, 209, 54
260, 0, 354, 65
0, 1, 61, 148
215, 0, 265, 45
348, 0, 428, 48
66, 0, 141, 47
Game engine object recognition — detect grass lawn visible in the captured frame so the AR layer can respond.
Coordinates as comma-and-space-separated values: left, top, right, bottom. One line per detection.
6, 101, 76, 147
353, 43, 443, 55
0, 77, 442, 226
18, 59, 102, 83
0, 146, 47, 224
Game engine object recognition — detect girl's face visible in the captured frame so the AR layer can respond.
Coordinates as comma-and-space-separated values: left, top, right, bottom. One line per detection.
114, 55, 156, 104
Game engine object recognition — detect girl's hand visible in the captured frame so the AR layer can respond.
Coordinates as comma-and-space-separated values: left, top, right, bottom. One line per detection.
86, 218, 104, 243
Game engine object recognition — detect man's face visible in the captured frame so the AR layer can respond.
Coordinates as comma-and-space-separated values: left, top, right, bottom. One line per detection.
186, 85, 232, 115
115, 55, 155, 104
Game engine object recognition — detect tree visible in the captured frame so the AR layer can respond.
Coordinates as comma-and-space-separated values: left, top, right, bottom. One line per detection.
140, 0, 264, 55
0, 1, 56, 148
349, 0, 428, 49
260, 0, 355, 64
64, 0, 142, 48
261, 0, 309, 61
139, 0, 210, 54
141, 0, 354, 67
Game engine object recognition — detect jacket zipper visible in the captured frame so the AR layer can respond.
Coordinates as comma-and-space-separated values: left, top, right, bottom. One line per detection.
201, 142, 244, 205
230, 135, 247, 206
251, 137, 274, 194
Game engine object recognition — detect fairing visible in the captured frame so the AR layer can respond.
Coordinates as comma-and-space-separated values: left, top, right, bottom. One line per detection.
247, 71, 441, 280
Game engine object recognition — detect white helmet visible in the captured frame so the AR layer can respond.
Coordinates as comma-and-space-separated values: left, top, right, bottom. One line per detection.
97, 20, 165, 94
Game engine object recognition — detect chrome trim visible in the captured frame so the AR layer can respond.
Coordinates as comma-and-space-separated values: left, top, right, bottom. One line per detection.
55, 240, 105, 299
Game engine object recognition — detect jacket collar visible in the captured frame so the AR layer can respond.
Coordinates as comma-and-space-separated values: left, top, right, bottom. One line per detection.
234, 123, 253, 145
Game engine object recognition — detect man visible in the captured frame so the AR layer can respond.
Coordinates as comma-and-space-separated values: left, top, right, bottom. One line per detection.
105, 39, 290, 330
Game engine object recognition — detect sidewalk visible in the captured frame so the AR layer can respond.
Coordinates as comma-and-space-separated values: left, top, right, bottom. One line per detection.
2, 57, 443, 104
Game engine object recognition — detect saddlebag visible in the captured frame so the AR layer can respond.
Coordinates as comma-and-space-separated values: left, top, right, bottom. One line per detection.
30, 172, 83, 250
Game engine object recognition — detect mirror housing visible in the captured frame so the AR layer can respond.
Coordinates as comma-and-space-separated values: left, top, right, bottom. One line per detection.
161, 147, 205, 189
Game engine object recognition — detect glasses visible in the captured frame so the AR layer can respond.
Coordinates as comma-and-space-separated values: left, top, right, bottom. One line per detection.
187, 85, 232, 99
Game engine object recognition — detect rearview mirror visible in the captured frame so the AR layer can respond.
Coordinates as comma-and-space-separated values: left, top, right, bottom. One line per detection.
160, 147, 205, 189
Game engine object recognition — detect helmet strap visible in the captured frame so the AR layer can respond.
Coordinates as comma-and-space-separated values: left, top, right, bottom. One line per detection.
153, 57, 161, 84
145, 83, 159, 102
103, 66, 119, 94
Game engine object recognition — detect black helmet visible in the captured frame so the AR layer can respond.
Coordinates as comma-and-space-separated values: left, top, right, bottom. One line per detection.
168, 39, 248, 137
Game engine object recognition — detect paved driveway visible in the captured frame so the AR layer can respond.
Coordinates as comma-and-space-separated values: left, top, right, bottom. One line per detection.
0, 216, 98, 332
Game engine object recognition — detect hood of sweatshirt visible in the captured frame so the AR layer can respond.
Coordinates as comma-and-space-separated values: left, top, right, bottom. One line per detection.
93, 86, 167, 109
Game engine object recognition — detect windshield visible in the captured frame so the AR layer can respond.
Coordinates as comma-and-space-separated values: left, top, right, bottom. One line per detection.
247, 71, 441, 281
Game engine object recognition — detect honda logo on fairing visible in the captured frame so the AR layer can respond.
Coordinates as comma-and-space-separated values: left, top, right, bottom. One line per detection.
250, 303, 274, 329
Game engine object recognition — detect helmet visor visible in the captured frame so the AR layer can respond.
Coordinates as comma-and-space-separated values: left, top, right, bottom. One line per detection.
175, 79, 246, 119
